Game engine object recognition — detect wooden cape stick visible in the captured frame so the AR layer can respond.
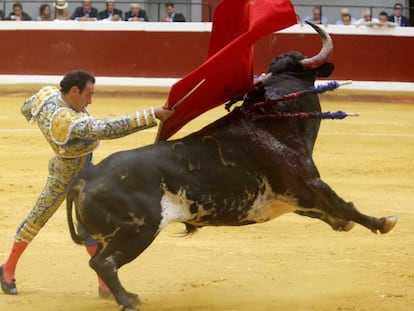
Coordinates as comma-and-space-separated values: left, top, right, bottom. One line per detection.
154, 79, 206, 143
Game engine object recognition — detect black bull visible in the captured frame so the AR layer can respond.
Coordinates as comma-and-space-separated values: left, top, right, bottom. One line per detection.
66, 23, 397, 311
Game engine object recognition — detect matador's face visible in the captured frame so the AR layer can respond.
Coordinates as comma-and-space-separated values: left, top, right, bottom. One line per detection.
70, 81, 95, 112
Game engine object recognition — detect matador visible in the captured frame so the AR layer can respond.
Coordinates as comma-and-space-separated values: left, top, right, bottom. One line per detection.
0, 70, 172, 299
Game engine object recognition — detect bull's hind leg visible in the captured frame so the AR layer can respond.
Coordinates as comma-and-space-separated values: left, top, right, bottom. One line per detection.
301, 179, 397, 234
89, 229, 159, 311
295, 209, 356, 232
90, 246, 137, 311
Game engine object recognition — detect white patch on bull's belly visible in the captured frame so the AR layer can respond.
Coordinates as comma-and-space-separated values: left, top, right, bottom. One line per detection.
159, 188, 195, 231
158, 178, 299, 231
241, 180, 299, 223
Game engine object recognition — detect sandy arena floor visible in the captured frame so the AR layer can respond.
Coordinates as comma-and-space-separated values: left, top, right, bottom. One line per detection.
0, 88, 413, 311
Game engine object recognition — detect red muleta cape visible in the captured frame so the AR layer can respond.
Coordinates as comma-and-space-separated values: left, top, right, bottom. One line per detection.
156, 0, 297, 141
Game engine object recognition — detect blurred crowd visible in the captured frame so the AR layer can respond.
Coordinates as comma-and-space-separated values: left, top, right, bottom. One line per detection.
0, 1, 411, 27
299, 3, 410, 27
0, 0, 186, 22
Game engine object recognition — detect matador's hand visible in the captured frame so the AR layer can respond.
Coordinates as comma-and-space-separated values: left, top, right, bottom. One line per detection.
154, 105, 174, 122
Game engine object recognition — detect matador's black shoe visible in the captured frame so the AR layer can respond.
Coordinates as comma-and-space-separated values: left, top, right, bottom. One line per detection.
98, 287, 140, 304
0, 265, 18, 295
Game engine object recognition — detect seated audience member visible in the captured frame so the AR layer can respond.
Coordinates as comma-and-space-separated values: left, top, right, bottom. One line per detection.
335, 8, 356, 25
7, 2, 32, 20
0, 10, 4, 20
37, 3, 53, 21
99, 0, 123, 21
54, 0, 70, 20
71, 0, 98, 21
304, 6, 328, 24
124, 3, 148, 22
356, 9, 379, 26
358, 11, 395, 28
161, 2, 186, 22
388, 3, 410, 26
339, 13, 353, 25
377, 11, 396, 27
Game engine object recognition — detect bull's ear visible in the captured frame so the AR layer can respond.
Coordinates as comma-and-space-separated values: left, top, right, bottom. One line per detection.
315, 62, 334, 78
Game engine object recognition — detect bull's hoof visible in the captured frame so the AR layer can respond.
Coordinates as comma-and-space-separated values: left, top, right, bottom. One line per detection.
341, 221, 356, 232
332, 220, 355, 232
379, 215, 398, 234
99, 287, 141, 304
119, 304, 139, 311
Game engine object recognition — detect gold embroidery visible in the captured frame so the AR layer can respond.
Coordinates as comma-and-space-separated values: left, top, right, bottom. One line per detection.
50, 108, 85, 144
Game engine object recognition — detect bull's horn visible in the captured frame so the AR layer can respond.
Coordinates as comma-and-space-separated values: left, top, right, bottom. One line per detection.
300, 21, 333, 69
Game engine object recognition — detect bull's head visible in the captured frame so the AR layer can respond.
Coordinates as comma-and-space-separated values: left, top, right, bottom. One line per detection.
246, 22, 334, 156
264, 22, 334, 89
255, 22, 334, 103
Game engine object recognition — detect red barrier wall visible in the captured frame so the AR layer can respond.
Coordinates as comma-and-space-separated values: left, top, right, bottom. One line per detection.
0, 30, 210, 77
0, 22, 413, 82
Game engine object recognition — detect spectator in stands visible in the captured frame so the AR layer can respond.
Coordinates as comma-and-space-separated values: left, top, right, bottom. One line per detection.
339, 13, 353, 25
54, 0, 70, 20
304, 6, 328, 24
377, 11, 397, 27
161, 2, 186, 22
358, 11, 395, 28
0, 10, 4, 20
7, 2, 32, 20
356, 9, 378, 26
378, 11, 389, 24
37, 4, 53, 21
98, 0, 123, 21
124, 3, 148, 22
71, 0, 98, 21
335, 8, 356, 25
388, 3, 410, 26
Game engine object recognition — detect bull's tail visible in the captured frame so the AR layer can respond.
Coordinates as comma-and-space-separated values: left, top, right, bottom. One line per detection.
66, 178, 86, 245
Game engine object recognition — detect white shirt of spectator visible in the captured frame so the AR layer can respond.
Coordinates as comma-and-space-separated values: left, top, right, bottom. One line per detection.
395, 17, 401, 26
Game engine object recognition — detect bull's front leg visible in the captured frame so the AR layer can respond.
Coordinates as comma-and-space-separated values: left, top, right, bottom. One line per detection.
297, 178, 397, 234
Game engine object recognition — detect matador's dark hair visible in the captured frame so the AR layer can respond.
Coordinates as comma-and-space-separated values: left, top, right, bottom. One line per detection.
60, 70, 95, 94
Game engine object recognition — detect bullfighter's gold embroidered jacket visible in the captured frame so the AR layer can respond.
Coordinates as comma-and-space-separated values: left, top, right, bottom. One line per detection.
21, 86, 157, 158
